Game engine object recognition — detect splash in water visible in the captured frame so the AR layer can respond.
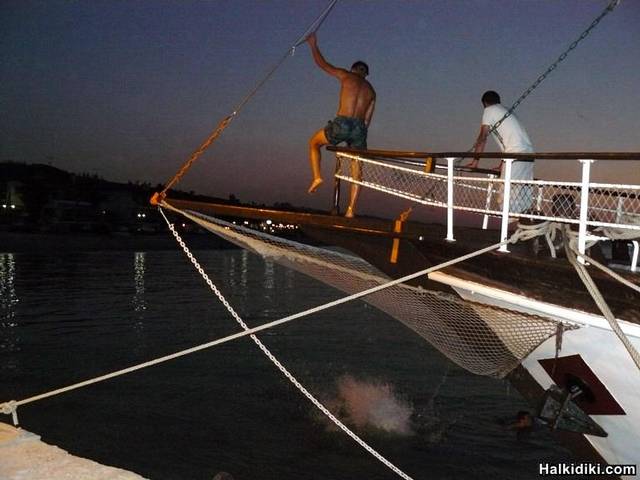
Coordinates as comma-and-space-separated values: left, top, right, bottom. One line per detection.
324, 375, 414, 435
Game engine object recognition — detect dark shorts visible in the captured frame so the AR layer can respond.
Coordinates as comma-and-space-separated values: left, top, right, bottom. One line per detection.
324, 116, 367, 149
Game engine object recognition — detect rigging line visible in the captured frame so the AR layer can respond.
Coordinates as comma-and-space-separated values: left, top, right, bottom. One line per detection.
577, 251, 640, 295
486, 0, 621, 140
563, 226, 640, 372
156, 0, 339, 200
158, 206, 414, 480
0, 210, 516, 418
293, 0, 339, 47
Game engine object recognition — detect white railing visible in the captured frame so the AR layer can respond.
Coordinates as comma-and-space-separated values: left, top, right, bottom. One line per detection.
334, 152, 640, 271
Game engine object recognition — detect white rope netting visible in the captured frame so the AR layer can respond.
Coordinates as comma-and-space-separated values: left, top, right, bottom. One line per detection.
166, 203, 569, 379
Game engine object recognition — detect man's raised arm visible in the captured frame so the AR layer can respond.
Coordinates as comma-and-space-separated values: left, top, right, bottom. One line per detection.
307, 32, 346, 78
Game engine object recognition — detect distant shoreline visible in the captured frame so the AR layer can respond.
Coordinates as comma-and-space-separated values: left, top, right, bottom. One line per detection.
1, 231, 235, 254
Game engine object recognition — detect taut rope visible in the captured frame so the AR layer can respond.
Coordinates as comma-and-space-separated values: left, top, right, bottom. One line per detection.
1, 210, 531, 479
517, 220, 640, 371
561, 226, 640, 372
152, 0, 339, 204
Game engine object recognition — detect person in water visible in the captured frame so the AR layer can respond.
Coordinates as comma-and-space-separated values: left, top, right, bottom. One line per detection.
306, 32, 376, 218
467, 90, 535, 213
510, 410, 542, 441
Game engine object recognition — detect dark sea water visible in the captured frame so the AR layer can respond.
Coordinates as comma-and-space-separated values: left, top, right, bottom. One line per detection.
0, 246, 572, 479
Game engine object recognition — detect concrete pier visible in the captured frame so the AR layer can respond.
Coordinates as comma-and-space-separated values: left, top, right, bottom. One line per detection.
0, 422, 147, 480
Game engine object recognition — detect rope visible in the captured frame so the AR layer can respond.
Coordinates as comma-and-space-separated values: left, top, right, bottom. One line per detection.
481, 219, 640, 372
156, 209, 415, 480
516, 220, 559, 258
0, 207, 524, 478
487, 0, 621, 139
576, 251, 640, 295
159, 205, 521, 479
508, 220, 640, 372
551, 323, 565, 377
0, 400, 18, 425
499, 220, 640, 371
158, 0, 339, 199
294, 0, 339, 47
0, 227, 512, 411
561, 226, 640, 372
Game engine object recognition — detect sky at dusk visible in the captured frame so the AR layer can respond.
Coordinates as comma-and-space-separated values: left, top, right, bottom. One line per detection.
2, 0, 639, 217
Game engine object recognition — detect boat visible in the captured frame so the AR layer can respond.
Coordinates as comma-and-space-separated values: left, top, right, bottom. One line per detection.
2, 0, 638, 478
158, 146, 640, 472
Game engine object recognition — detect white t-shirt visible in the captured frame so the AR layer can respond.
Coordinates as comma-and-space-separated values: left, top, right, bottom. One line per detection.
482, 104, 533, 153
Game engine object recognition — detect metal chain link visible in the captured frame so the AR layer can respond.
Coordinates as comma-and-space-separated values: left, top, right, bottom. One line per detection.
159, 207, 416, 480
489, 0, 621, 135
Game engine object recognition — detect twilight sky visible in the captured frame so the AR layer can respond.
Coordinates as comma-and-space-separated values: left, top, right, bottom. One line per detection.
2, 0, 639, 217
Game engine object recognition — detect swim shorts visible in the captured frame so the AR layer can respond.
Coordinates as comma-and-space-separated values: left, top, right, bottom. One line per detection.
324, 116, 367, 149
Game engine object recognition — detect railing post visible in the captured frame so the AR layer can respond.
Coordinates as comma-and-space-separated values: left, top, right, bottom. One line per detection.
631, 241, 639, 273
616, 196, 624, 223
330, 155, 341, 215
577, 159, 595, 264
446, 157, 455, 242
482, 173, 496, 230
499, 159, 513, 253
536, 179, 543, 213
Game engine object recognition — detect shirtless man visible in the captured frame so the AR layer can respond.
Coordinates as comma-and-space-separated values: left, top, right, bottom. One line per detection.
306, 32, 376, 218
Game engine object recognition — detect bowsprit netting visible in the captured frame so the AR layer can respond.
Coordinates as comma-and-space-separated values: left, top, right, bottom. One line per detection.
164, 202, 573, 378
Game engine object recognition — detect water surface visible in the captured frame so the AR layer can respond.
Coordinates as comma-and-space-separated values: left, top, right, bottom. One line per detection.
0, 247, 572, 479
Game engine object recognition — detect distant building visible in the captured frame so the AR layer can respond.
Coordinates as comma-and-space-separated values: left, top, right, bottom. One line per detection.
40, 199, 105, 232
98, 185, 162, 233
0, 180, 28, 229
1, 181, 26, 210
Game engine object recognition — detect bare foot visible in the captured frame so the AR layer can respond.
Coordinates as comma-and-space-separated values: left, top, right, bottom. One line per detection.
307, 178, 323, 194
345, 206, 355, 218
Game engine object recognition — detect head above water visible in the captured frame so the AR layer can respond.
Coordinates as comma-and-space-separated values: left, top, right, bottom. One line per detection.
481, 90, 501, 107
351, 61, 369, 77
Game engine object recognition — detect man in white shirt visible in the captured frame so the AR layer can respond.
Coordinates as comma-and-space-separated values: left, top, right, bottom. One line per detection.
467, 90, 535, 213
